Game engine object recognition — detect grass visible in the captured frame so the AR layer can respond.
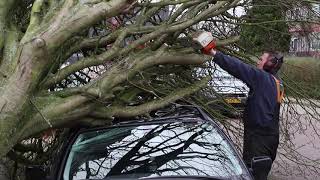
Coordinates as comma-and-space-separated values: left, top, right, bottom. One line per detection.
281, 56, 320, 99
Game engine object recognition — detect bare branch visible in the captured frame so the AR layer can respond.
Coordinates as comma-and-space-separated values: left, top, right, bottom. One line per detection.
65, 30, 121, 57
21, 0, 135, 49
0, 0, 16, 52
42, 31, 234, 89
0, 23, 20, 79
24, 0, 45, 36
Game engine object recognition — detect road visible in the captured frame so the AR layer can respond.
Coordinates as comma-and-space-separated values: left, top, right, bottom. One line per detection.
224, 100, 320, 180
270, 101, 320, 180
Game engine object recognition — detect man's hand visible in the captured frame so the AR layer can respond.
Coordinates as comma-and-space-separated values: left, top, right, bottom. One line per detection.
192, 31, 217, 56
209, 49, 217, 56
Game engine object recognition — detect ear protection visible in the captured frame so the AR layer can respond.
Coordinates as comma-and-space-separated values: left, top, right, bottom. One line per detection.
271, 54, 284, 65
263, 53, 284, 73
270, 54, 284, 71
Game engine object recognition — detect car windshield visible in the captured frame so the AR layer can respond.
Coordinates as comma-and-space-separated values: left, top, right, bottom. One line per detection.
63, 121, 249, 180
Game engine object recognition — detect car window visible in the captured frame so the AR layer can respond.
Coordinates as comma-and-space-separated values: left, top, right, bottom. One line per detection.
63, 122, 248, 180
212, 63, 249, 95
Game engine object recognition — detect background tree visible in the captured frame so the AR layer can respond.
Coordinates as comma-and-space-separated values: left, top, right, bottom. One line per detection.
239, 0, 291, 53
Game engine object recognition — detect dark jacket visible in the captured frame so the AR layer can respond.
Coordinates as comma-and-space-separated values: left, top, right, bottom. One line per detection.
213, 52, 281, 135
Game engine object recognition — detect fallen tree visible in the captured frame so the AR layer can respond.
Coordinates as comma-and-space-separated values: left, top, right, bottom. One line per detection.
0, 0, 319, 179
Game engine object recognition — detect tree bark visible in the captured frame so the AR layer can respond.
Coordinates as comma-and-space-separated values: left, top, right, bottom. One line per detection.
0, 38, 49, 156
0, 0, 138, 157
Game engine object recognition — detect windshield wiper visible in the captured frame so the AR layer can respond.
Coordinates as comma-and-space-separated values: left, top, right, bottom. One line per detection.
87, 175, 229, 180
92, 176, 229, 180
141, 175, 228, 180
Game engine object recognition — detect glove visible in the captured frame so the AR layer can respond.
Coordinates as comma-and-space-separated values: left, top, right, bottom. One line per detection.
192, 31, 216, 55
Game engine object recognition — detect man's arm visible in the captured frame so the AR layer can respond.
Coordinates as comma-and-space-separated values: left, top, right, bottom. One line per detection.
192, 31, 262, 87
210, 49, 260, 88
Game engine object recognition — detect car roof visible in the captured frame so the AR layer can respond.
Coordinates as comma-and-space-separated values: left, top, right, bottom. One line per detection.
114, 105, 208, 125
77, 105, 220, 134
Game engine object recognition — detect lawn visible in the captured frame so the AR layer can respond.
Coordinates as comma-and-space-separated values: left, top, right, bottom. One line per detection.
281, 56, 320, 99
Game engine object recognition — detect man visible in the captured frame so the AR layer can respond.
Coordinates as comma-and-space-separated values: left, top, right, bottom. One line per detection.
193, 32, 284, 180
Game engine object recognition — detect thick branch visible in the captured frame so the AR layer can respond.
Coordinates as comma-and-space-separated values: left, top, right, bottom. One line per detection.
96, 48, 210, 95
24, 0, 45, 36
0, 24, 20, 78
43, 0, 134, 51
92, 76, 210, 118
21, 0, 134, 51
17, 95, 90, 140
0, 0, 16, 52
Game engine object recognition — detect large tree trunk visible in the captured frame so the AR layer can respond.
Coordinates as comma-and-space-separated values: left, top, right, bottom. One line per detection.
0, 0, 139, 157
0, 40, 48, 156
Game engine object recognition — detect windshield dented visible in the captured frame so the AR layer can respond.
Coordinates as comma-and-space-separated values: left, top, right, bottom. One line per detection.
63, 122, 247, 180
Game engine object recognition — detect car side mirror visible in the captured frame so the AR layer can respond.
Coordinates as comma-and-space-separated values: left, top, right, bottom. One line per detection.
250, 156, 272, 179
25, 166, 48, 180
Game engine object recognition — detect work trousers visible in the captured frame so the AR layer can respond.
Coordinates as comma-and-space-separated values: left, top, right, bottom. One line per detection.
243, 129, 279, 180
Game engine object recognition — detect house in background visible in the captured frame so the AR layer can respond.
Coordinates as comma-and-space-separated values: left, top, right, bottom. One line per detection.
288, 4, 320, 58
289, 24, 320, 58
